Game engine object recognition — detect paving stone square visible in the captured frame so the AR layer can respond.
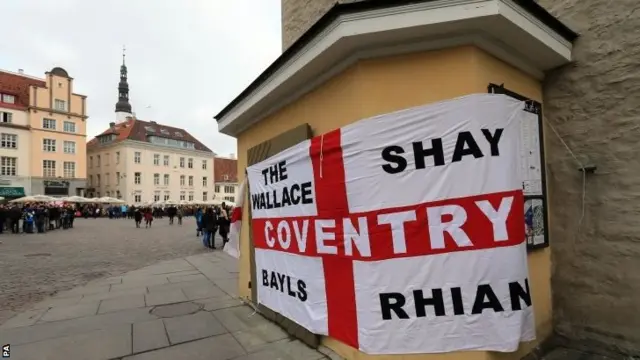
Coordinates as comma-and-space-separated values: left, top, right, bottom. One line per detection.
133, 319, 170, 353
98, 294, 146, 314
39, 302, 99, 322
163, 311, 227, 344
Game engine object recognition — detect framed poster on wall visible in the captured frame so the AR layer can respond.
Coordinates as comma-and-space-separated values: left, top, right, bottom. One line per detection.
488, 83, 550, 250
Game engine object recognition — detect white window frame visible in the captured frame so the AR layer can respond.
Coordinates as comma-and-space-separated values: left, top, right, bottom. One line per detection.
43, 160, 56, 177
43, 118, 56, 130
1, 133, 17, 149
153, 173, 160, 185
163, 155, 169, 166
1, 156, 17, 176
188, 176, 193, 186
42, 138, 56, 152
134, 172, 141, 185
164, 174, 170, 186
180, 175, 185, 186
1, 94, 16, 104
153, 154, 160, 166
63, 121, 76, 133
54, 99, 67, 111
63, 161, 75, 178
188, 158, 193, 169
202, 160, 207, 170
63, 140, 76, 154
134, 152, 141, 164
0, 112, 13, 123
203, 191, 208, 201
179, 157, 185, 168
134, 194, 142, 203
202, 177, 207, 187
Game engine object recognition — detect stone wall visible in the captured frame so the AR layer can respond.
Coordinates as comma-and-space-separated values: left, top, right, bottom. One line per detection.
281, 0, 367, 50
280, 0, 640, 356
538, 0, 640, 355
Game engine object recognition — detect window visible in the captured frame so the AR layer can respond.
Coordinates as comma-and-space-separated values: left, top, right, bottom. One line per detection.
188, 192, 194, 201
215, 185, 220, 193
96, 174, 101, 186
116, 152, 120, 164
54, 99, 67, 111
43, 118, 56, 129
188, 158, 193, 169
164, 174, 169, 186
202, 160, 207, 170
63, 121, 76, 133
224, 185, 234, 194
154, 191, 160, 202
89, 156, 93, 168
163, 155, 169, 166
203, 192, 208, 201
1, 133, 17, 149
153, 154, 160, 166
116, 172, 120, 185
1, 94, 15, 104
42, 160, 56, 177
145, 126, 155, 133
179, 191, 185, 201
117, 191, 122, 199
224, 196, 235, 202
134, 172, 141, 184
164, 192, 170, 201
160, 129, 170, 135
63, 162, 75, 178
97, 155, 101, 167
134, 152, 141, 164
175, 131, 183, 137
153, 173, 160, 185
179, 157, 185, 168
1, 157, 17, 176
105, 191, 111, 197
42, 139, 56, 152
202, 177, 207, 187
89, 175, 93, 186
180, 175, 185, 186
105, 172, 110, 185
134, 194, 141, 203
63, 141, 75, 154
0, 112, 12, 123
188, 176, 193, 186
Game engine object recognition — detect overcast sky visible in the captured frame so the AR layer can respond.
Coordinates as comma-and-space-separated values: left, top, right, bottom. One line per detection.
0, 0, 282, 157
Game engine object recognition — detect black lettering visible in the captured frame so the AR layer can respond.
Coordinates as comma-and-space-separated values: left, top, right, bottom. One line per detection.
450, 287, 465, 315
300, 182, 313, 204
277, 273, 286, 293
261, 168, 269, 186
252, 193, 261, 210
471, 284, 504, 314
452, 131, 483, 162
262, 270, 269, 286
413, 289, 446, 317
297, 280, 308, 302
381, 146, 407, 174
413, 139, 445, 169
379, 293, 409, 320
290, 184, 301, 205
481, 128, 503, 156
269, 164, 279, 184
286, 276, 297, 297
273, 189, 281, 208
279, 160, 288, 181
508, 279, 531, 311
281, 186, 292, 206
270, 271, 278, 290
266, 192, 273, 209
259, 193, 266, 210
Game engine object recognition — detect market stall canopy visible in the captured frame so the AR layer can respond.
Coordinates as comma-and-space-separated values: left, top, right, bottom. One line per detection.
62, 196, 91, 203
98, 197, 125, 204
10, 195, 56, 203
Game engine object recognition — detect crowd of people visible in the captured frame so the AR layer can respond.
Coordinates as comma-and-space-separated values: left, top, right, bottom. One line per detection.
0, 201, 235, 250
0, 203, 78, 234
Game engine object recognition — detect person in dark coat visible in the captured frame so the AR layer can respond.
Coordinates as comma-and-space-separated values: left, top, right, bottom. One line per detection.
167, 206, 177, 225
201, 208, 217, 249
134, 208, 142, 228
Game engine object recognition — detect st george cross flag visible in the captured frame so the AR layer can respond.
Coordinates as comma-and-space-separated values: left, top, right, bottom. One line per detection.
247, 94, 535, 354
223, 179, 246, 259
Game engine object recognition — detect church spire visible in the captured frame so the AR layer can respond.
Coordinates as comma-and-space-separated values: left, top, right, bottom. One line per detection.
115, 45, 132, 117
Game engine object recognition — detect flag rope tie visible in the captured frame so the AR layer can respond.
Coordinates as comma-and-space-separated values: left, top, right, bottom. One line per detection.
319, 134, 324, 178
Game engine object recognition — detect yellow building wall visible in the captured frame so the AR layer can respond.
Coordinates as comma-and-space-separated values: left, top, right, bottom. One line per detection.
30, 73, 87, 179
235, 45, 550, 360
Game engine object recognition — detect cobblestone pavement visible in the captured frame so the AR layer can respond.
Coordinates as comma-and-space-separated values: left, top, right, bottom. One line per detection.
0, 217, 214, 325
0, 252, 329, 360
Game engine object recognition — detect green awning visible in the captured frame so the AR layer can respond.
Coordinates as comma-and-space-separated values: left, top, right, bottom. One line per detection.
0, 187, 25, 197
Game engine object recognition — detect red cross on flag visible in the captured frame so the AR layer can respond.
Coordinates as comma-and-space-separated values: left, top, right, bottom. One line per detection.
247, 94, 535, 354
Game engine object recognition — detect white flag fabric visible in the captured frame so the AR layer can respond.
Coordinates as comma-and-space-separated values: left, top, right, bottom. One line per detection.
223, 179, 246, 259
246, 94, 534, 354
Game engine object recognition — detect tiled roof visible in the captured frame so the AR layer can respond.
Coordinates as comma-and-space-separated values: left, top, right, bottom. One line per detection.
87, 117, 213, 153
0, 70, 46, 110
214, 157, 238, 183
